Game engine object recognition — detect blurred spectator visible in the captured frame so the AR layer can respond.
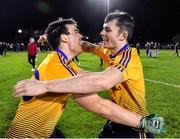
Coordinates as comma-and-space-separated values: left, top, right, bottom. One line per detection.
136, 43, 141, 56
27, 38, 38, 71
0, 42, 8, 56
0, 42, 3, 56
15, 42, 20, 52
174, 42, 179, 57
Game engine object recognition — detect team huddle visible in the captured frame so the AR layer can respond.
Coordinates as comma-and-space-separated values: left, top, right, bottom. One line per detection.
6, 11, 165, 138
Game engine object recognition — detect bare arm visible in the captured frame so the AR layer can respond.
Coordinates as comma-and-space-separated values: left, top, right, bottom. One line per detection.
45, 66, 123, 93
13, 66, 123, 97
80, 41, 98, 53
71, 93, 141, 128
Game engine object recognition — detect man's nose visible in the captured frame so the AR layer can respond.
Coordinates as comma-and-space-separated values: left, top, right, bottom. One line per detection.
100, 30, 105, 36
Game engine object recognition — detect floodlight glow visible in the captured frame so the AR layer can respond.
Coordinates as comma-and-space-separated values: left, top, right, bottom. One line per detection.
107, 0, 109, 14
18, 29, 22, 34
101, 0, 110, 14
88, 0, 110, 14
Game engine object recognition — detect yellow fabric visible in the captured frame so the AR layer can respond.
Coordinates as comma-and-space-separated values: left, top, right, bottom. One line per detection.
6, 51, 79, 138
95, 45, 149, 116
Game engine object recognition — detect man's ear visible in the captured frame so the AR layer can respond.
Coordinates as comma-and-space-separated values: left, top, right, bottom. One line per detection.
119, 31, 128, 41
61, 34, 68, 43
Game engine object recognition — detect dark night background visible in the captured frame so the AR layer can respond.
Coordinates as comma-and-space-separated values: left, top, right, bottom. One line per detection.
0, 0, 180, 43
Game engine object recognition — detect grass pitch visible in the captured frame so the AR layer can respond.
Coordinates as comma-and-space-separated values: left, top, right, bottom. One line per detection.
0, 50, 179, 137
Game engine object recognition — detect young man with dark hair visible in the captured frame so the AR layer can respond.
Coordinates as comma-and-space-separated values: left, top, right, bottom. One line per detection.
13, 11, 165, 138
7, 18, 81, 138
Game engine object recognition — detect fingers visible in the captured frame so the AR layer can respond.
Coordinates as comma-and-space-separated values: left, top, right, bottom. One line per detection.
38, 34, 47, 44
13, 79, 31, 97
13, 79, 45, 97
13, 82, 24, 97
13, 90, 25, 98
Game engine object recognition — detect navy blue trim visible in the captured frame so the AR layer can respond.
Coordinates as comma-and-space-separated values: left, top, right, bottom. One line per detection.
122, 50, 129, 66
54, 48, 68, 60
125, 49, 132, 68
110, 44, 129, 58
117, 65, 124, 72
58, 54, 77, 76
65, 61, 77, 75
54, 48, 77, 76
120, 68, 124, 72
23, 70, 40, 101
114, 48, 132, 72
34, 70, 40, 80
57, 53, 75, 76
23, 96, 33, 101
119, 51, 125, 64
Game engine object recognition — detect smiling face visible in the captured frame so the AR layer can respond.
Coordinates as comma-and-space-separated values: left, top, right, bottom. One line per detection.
100, 19, 125, 49
100, 11, 135, 51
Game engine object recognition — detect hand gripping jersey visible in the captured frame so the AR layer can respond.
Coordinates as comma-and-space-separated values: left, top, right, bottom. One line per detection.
95, 44, 149, 116
6, 49, 79, 138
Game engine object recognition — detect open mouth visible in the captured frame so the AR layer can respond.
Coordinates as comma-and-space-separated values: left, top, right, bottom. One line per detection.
102, 37, 108, 44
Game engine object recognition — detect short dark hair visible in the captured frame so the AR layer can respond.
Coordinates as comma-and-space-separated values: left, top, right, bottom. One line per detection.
45, 18, 77, 49
105, 10, 135, 41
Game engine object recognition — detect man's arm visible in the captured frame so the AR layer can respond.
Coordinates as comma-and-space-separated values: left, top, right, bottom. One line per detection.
72, 94, 165, 134
71, 93, 141, 128
80, 41, 98, 53
13, 66, 123, 97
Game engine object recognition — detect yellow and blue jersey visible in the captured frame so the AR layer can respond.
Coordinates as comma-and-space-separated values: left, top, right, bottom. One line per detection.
6, 49, 80, 138
95, 44, 149, 116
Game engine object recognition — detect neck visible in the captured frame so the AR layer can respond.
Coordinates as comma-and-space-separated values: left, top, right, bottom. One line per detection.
57, 45, 78, 62
111, 41, 128, 54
